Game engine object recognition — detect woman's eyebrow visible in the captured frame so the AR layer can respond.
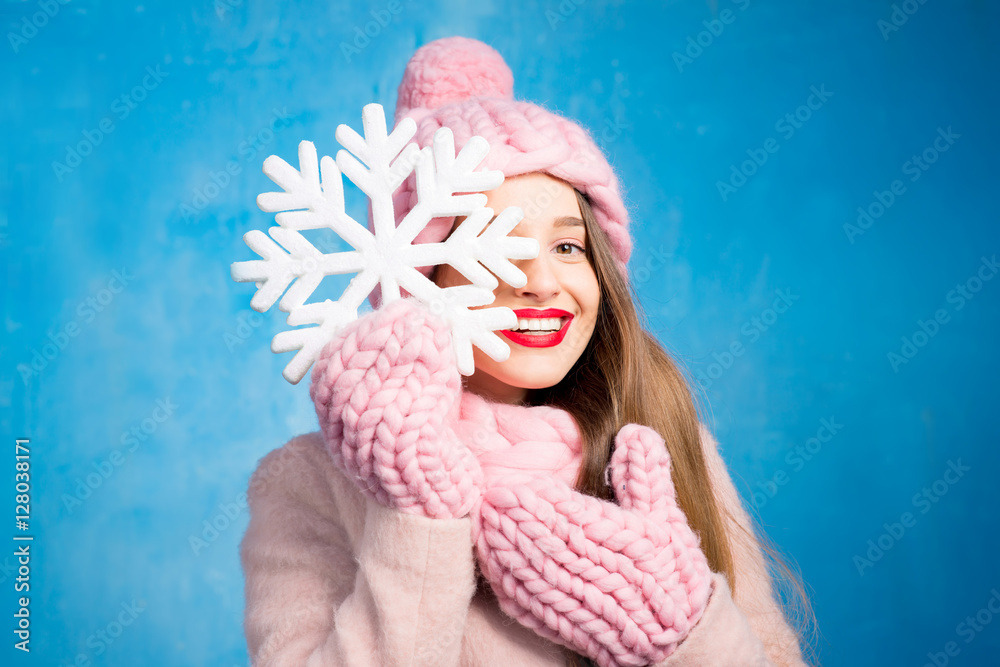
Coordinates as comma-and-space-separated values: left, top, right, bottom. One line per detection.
475, 214, 584, 230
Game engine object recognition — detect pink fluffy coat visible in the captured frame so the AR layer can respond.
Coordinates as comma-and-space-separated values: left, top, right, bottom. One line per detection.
240, 389, 808, 666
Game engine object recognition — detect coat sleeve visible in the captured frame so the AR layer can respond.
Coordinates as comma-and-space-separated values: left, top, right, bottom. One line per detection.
239, 432, 478, 667
655, 425, 810, 667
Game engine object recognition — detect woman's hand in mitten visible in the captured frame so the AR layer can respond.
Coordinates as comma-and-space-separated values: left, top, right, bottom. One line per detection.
310, 297, 483, 519
472, 424, 712, 667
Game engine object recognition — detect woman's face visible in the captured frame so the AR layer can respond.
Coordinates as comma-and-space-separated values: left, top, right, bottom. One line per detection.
434, 172, 601, 404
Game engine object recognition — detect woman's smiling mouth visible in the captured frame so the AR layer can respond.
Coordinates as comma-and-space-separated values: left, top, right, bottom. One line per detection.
502, 309, 574, 347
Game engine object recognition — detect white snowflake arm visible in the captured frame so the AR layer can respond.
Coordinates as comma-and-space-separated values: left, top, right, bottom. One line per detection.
231, 103, 539, 384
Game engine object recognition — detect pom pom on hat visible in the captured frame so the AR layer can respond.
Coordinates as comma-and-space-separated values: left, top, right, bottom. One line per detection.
395, 37, 514, 122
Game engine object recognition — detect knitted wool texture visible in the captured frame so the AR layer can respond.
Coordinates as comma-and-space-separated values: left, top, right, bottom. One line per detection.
473, 424, 713, 667
369, 36, 633, 307
310, 299, 713, 665
310, 298, 484, 519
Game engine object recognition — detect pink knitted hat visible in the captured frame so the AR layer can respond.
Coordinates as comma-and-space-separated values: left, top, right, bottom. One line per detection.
372, 37, 632, 303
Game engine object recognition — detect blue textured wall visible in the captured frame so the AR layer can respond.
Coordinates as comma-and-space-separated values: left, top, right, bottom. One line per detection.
3, 1, 999, 665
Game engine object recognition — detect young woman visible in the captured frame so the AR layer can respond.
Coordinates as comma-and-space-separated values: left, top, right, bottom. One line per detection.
240, 37, 816, 666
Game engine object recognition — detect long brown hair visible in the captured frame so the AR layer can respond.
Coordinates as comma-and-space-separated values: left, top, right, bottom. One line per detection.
435, 188, 815, 667
528, 189, 818, 667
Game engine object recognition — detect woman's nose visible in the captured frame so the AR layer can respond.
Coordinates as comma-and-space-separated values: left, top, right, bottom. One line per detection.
514, 253, 560, 302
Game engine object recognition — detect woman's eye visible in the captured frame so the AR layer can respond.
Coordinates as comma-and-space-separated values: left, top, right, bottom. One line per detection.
555, 242, 585, 255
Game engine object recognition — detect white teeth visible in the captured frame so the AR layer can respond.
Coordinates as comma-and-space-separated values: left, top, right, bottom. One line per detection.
515, 317, 563, 332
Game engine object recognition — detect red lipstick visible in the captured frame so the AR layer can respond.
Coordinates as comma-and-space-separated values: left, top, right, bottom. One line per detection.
501, 308, 574, 348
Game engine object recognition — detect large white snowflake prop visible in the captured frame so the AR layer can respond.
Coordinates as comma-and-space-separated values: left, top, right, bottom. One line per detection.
231, 103, 539, 384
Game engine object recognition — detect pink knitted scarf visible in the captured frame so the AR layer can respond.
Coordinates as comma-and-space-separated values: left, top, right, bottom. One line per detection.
451, 390, 583, 488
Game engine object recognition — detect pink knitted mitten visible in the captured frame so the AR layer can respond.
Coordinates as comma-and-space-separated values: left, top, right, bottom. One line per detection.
473, 424, 713, 667
310, 298, 483, 519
